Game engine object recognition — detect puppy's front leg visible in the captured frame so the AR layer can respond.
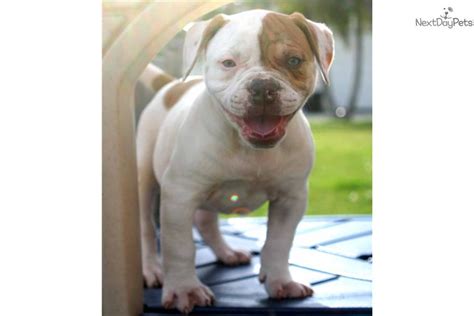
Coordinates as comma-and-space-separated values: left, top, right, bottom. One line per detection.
259, 183, 313, 299
160, 179, 214, 314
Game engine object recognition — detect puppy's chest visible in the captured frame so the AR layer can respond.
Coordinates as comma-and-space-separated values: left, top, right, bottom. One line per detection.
200, 179, 274, 215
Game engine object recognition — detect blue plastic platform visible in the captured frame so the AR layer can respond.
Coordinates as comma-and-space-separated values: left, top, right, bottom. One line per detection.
144, 215, 372, 315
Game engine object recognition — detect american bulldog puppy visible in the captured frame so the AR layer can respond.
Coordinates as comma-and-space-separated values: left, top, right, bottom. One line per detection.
136, 9, 334, 314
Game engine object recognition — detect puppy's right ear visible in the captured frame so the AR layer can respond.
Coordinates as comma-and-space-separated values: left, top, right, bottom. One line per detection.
182, 14, 228, 81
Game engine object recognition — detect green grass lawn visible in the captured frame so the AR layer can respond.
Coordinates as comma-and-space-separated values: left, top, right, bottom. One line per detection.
226, 118, 372, 217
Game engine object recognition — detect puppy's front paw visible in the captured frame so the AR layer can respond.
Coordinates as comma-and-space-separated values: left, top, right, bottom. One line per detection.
217, 248, 251, 266
264, 279, 313, 300
142, 257, 163, 288
162, 280, 214, 314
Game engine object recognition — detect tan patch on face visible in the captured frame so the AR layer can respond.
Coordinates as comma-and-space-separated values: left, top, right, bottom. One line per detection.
163, 79, 202, 109
259, 12, 316, 96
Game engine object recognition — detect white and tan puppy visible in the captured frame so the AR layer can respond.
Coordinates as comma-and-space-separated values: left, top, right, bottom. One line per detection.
136, 9, 334, 314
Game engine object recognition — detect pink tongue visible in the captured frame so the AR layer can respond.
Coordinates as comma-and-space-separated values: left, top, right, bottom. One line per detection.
244, 115, 282, 136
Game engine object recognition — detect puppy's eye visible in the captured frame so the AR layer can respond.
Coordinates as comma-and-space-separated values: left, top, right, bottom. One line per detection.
222, 59, 236, 68
287, 56, 302, 68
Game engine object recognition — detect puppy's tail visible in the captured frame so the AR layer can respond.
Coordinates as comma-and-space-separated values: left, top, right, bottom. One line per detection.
139, 63, 175, 93
135, 63, 175, 112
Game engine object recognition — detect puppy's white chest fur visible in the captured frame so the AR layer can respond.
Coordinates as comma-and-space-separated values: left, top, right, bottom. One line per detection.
201, 180, 270, 214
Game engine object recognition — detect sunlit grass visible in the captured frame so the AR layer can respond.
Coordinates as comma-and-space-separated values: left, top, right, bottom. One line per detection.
225, 118, 372, 217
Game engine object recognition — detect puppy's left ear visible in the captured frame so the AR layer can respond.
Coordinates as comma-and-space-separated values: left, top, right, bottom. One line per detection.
290, 12, 335, 84
182, 14, 228, 81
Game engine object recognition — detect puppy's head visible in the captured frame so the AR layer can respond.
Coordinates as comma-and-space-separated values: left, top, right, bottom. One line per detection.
183, 10, 334, 148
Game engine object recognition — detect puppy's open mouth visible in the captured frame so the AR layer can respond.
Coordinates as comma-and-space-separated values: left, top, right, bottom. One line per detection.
243, 114, 289, 140
228, 112, 292, 147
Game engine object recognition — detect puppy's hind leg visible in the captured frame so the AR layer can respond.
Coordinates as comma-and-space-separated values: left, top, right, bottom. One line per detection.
194, 209, 251, 266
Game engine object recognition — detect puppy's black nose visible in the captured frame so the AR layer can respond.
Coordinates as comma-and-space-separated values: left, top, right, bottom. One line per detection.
248, 78, 280, 104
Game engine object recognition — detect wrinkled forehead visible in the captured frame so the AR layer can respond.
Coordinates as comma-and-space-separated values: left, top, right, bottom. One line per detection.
207, 10, 313, 63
